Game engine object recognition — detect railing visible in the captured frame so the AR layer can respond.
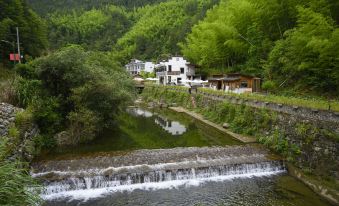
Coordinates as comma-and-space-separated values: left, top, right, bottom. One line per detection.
157, 71, 181, 76
156, 72, 166, 76
167, 71, 181, 75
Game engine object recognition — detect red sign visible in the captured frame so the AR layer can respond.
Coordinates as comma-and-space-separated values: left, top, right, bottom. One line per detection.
9, 54, 20, 61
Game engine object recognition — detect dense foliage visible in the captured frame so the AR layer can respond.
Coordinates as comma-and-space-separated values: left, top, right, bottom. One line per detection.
266, 7, 339, 95
181, 0, 339, 96
114, 0, 219, 62
0, 0, 48, 66
36, 0, 219, 64
48, 6, 132, 51
27, 0, 168, 16
0, 115, 42, 206
15, 45, 135, 145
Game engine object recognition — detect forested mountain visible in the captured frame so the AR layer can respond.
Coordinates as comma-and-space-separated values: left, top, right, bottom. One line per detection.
0, 0, 48, 65
33, 0, 219, 61
27, 0, 168, 16
48, 6, 132, 51
115, 0, 219, 62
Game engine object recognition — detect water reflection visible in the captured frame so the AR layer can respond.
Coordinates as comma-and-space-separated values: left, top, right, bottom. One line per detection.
128, 107, 187, 135
155, 116, 187, 135
128, 107, 153, 117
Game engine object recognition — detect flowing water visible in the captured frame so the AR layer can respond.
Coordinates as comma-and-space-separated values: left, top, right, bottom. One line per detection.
32, 107, 332, 206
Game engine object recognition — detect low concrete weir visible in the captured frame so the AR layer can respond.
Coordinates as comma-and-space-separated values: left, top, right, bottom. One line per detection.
31, 146, 286, 200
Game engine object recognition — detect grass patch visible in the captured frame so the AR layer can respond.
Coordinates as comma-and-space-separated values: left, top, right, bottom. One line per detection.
151, 84, 339, 112
199, 87, 339, 112
0, 160, 43, 206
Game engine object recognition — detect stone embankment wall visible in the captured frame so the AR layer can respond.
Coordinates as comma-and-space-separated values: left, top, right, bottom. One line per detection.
143, 86, 339, 204
168, 87, 339, 127
0, 102, 39, 161
143, 86, 339, 179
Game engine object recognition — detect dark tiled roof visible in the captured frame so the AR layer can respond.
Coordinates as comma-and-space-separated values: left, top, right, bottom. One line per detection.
207, 77, 240, 81
220, 77, 240, 81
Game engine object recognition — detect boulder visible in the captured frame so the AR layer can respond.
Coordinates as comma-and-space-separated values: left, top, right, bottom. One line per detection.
222, 123, 230, 129
54, 131, 72, 146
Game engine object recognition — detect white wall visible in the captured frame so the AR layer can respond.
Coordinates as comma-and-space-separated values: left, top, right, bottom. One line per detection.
155, 57, 196, 85
125, 59, 145, 75
165, 57, 192, 84
145, 62, 155, 73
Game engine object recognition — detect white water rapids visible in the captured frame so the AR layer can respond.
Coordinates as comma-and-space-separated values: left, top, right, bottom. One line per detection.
31, 146, 286, 201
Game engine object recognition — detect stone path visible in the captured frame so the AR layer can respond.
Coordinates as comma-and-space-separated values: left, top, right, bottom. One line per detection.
169, 107, 257, 143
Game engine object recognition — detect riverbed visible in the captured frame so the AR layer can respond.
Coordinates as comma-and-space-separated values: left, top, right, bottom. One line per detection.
32, 107, 332, 206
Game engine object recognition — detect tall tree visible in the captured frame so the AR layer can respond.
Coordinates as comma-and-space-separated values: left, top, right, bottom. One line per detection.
0, 0, 47, 66
266, 6, 339, 95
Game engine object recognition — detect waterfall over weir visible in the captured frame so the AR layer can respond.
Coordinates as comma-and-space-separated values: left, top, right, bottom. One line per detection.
31, 146, 286, 200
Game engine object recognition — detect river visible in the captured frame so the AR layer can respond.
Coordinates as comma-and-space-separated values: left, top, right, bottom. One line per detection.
31, 107, 331, 206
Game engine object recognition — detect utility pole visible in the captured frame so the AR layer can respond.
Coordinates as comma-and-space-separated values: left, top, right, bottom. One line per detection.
16, 27, 21, 63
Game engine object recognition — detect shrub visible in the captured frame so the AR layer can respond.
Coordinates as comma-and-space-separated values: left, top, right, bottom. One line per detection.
8, 125, 20, 139
0, 160, 42, 206
0, 75, 18, 105
67, 108, 99, 145
15, 109, 34, 133
262, 80, 277, 93
15, 45, 135, 146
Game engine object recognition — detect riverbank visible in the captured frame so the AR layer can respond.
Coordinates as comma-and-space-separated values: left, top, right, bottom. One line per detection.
169, 106, 256, 143
0, 102, 43, 205
142, 85, 339, 205
171, 107, 338, 205
287, 164, 339, 205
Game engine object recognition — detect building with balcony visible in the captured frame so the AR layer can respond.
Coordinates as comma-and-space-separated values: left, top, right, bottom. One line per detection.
154, 56, 196, 85
125, 59, 155, 75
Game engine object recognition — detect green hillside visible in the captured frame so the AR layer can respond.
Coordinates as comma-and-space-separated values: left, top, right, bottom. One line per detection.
26, 0, 168, 15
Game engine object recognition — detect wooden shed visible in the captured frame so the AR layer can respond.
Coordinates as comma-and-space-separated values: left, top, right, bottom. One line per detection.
208, 73, 261, 93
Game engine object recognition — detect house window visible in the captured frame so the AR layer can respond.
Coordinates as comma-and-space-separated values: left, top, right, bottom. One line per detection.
176, 57, 179, 61
168, 76, 171, 83
240, 81, 248, 88
180, 68, 184, 74
168, 65, 172, 72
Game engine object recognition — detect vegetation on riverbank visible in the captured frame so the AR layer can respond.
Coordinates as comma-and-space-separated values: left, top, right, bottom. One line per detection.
0, 160, 42, 205
14, 45, 135, 146
0, 107, 42, 206
152, 84, 339, 112
142, 85, 339, 177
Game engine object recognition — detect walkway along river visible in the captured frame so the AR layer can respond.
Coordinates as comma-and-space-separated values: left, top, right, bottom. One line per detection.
31, 107, 333, 206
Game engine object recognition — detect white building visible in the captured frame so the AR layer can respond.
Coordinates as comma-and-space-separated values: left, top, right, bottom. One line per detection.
125, 59, 145, 75
145, 62, 155, 73
154, 56, 195, 85
125, 59, 155, 75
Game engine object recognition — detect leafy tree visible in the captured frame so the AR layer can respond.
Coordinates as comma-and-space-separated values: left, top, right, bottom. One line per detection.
16, 45, 135, 144
181, 0, 338, 96
0, 0, 47, 66
266, 6, 339, 95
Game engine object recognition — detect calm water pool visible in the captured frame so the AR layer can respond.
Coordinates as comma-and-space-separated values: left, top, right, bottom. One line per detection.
35, 107, 241, 160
